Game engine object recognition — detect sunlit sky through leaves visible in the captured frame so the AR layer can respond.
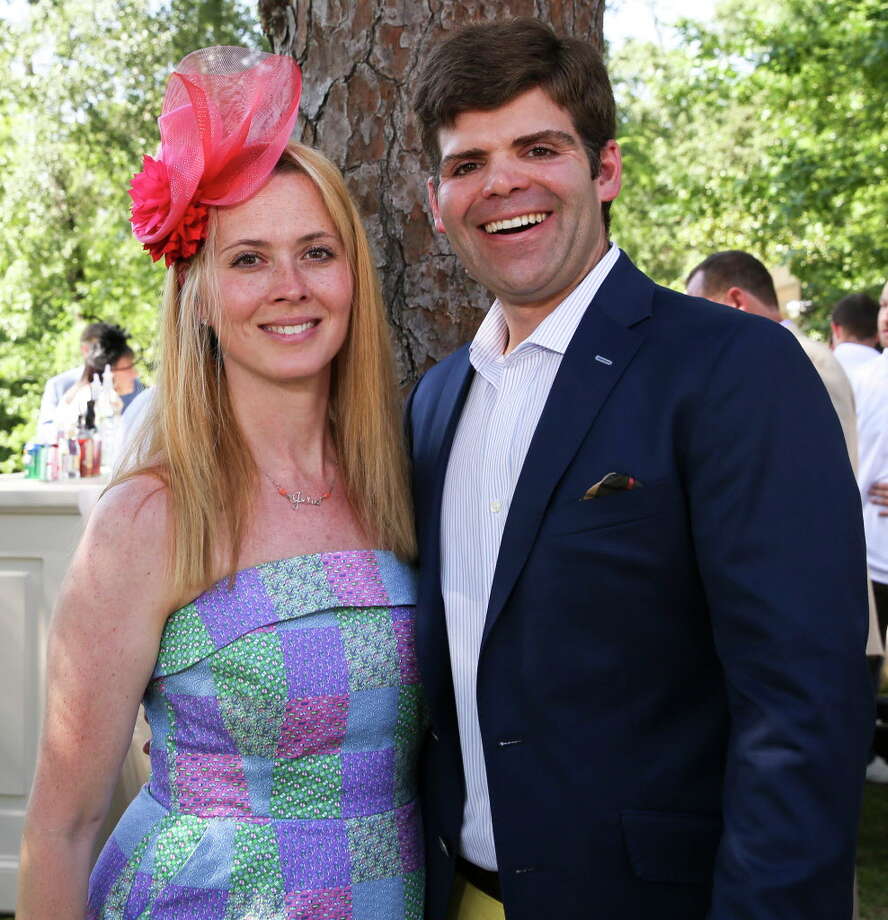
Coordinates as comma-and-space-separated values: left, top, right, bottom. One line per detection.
605, 0, 716, 49
0, 0, 718, 45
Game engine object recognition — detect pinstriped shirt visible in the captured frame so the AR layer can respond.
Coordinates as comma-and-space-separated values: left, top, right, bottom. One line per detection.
440, 243, 621, 870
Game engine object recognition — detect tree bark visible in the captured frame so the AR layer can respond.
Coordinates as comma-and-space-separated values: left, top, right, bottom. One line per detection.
257, 0, 606, 385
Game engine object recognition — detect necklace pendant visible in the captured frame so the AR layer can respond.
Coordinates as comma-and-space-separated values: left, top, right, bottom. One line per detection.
263, 470, 334, 511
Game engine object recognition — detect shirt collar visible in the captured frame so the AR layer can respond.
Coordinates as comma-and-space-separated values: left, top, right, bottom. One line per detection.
836, 341, 879, 358
469, 243, 621, 383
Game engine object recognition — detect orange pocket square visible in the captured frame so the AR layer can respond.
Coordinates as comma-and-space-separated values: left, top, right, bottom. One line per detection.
582, 472, 644, 500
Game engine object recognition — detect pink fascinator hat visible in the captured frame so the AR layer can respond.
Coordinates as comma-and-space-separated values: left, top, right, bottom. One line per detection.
129, 46, 302, 266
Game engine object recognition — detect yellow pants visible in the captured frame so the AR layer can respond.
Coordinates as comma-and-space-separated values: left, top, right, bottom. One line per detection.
447, 874, 506, 920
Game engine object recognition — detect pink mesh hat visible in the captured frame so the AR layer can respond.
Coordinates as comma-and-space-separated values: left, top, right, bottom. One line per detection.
129, 46, 302, 266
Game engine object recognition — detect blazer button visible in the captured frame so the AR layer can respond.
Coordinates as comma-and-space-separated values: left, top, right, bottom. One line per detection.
438, 836, 451, 858
430, 728, 440, 742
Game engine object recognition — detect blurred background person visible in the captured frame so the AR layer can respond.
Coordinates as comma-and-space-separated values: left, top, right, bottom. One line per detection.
107, 339, 146, 412
36, 321, 110, 442
115, 385, 155, 473
831, 293, 880, 386
52, 324, 136, 435
853, 319, 888, 779
686, 250, 858, 460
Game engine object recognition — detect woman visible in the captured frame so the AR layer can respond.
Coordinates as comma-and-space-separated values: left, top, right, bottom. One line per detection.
18, 48, 421, 920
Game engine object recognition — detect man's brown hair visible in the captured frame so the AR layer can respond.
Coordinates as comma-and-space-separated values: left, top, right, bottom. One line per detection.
831, 293, 879, 341
413, 19, 616, 225
686, 251, 780, 309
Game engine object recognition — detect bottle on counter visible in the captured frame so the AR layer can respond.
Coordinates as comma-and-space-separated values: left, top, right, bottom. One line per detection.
23, 442, 40, 478
59, 426, 81, 480
43, 442, 59, 481
96, 364, 122, 474
77, 413, 98, 478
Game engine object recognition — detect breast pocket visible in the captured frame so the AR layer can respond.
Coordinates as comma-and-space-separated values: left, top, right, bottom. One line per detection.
546, 479, 669, 535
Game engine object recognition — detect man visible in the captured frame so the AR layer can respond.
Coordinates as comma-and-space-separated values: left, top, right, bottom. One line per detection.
830, 293, 880, 387
851, 296, 888, 778
51, 324, 143, 436
852, 284, 888, 768
105, 342, 146, 413
686, 251, 858, 463
36, 321, 110, 441
406, 19, 870, 920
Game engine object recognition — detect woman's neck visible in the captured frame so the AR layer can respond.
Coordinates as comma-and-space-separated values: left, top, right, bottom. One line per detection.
225, 365, 335, 480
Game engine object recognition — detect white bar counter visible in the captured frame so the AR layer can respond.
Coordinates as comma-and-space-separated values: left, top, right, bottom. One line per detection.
0, 474, 138, 910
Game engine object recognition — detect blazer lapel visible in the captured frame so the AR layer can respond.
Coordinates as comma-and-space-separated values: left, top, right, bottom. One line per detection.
482, 254, 654, 646
415, 350, 474, 717
419, 349, 475, 567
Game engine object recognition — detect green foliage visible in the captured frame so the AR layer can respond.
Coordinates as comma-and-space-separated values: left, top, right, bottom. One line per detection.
859, 783, 888, 917
0, 0, 263, 470
610, 0, 888, 333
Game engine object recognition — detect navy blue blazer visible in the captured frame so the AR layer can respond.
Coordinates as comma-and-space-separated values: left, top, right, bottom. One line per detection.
406, 253, 872, 920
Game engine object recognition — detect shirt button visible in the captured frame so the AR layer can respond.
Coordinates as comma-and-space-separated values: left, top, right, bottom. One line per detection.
490, 500, 502, 513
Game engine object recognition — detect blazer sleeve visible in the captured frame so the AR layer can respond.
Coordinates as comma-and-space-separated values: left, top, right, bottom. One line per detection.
682, 319, 871, 919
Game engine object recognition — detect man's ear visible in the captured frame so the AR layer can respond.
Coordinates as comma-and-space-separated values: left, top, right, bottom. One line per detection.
726, 286, 749, 311
427, 177, 446, 233
597, 140, 622, 203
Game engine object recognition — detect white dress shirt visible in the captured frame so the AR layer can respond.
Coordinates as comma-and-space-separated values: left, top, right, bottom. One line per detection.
854, 350, 888, 584
439, 243, 621, 870
36, 365, 82, 442
114, 386, 156, 475
834, 341, 879, 391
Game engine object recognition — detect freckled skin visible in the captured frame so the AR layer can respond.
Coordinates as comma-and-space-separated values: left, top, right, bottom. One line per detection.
213, 171, 354, 392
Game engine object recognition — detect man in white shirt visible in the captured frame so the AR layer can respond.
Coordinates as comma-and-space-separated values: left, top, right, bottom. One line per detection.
831, 293, 880, 388
35, 321, 109, 442
853, 316, 888, 767
855, 347, 888, 595
407, 20, 870, 920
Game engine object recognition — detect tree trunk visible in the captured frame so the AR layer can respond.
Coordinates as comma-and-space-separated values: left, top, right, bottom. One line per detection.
257, 0, 606, 386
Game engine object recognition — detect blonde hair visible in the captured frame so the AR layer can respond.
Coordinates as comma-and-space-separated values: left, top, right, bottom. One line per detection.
117, 143, 415, 595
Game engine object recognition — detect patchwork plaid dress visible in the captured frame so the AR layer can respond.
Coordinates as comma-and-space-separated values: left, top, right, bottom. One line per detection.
87, 550, 425, 920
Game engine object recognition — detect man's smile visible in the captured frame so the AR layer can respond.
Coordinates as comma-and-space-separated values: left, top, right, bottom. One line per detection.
481, 212, 550, 235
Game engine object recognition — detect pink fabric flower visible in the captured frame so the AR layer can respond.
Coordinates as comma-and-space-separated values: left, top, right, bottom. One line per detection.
129, 155, 171, 240
128, 48, 302, 266
151, 201, 208, 266
129, 155, 209, 265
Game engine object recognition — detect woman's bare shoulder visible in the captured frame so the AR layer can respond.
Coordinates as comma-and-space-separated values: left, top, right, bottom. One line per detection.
85, 475, 172, 555
72, 473, 182, 616
94, 472, 170, 528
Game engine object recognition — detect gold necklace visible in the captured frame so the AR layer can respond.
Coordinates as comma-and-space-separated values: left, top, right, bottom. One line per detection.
263, 469, 334, 510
